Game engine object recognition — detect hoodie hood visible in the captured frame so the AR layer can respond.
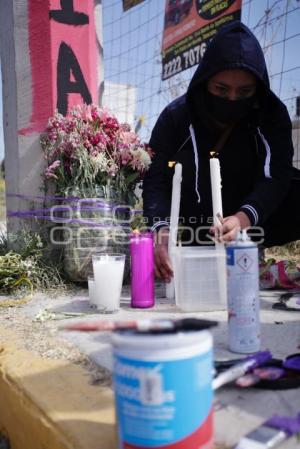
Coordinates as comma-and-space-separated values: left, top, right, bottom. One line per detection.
187, 21, 270, 100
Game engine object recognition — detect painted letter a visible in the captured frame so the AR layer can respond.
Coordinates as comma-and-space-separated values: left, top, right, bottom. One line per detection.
57, 42, 92, 115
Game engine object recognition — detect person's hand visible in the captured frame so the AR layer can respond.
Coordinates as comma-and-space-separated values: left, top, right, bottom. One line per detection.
154, 227, 173, 282
210, 212, 251, 242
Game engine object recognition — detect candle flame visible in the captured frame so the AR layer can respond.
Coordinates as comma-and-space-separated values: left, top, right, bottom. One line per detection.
210, 151, 219, 158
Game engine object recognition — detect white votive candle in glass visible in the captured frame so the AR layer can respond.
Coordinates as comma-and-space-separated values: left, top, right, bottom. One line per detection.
88, 276, 97, 308
92, 254, 125, 313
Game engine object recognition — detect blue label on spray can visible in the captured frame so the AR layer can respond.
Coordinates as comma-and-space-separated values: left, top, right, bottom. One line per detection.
226, 247, 235, 266
113, 351, 214, 448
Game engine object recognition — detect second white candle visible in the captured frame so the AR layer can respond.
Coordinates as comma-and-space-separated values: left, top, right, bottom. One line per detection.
210, 156, 223, 226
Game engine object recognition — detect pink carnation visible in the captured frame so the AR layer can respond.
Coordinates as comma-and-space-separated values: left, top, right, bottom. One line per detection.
49, 160, 61, 170
119, 131, 139, 145
44, 160, 60, 179
119, 148, 132, 165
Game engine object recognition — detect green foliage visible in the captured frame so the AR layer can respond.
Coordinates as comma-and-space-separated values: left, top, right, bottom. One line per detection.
0, 231, 65, 294
130, 212, 149, 231
266, 240, 300, 260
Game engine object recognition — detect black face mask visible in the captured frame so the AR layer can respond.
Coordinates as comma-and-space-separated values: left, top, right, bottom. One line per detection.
205, 91, 256, 124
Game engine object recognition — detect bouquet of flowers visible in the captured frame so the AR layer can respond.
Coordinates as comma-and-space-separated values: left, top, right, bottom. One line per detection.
40, 105, 153, 282
41, 104, 153, 204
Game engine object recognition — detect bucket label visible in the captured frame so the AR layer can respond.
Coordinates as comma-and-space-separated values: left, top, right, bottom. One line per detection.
113, 351, 213, 448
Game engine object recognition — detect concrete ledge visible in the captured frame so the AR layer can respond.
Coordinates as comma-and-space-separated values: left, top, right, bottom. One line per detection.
1, 289, 300, 448
0, 336, 117, 449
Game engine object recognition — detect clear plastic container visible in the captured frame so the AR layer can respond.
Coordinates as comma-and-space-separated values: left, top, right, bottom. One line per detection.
171, 246, 227, 312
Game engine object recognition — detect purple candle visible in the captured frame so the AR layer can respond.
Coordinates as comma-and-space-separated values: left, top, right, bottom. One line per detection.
130, 232, 155, 308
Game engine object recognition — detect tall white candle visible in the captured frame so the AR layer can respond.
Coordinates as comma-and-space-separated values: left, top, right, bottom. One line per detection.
167, 163, 182, 300
209, 156, 223, 226
210, 155, 227, 309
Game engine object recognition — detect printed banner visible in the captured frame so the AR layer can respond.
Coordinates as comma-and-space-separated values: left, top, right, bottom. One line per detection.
123, 0, 145, 12
162, 0, 242, 80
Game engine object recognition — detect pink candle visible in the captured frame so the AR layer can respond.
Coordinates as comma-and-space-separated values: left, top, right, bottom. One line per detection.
130, 232, 155, 308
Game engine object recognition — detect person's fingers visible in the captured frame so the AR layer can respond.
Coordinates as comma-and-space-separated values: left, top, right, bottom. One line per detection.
210, 226, 223, 240
210, 218, 238, 242
155, 246, 173, 281
215, 220, 239, 239
221, 224, 232, 235
157, 251, 173, 280
154, 251, 164, 279
159, 264, 172, 281
221, 228, 239, 242
154, 263, 163, 279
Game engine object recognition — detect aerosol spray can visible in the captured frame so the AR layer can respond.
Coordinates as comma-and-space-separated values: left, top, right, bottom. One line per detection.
226, 230, 260, 353
130, 231, 155, 308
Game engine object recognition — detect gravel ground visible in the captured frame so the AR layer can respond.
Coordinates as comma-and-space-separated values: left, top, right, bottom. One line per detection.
0, 282, 167, 386
0, 288, 112, 387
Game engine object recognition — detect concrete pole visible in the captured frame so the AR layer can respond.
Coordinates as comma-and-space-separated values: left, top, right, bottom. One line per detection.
95, 0, 105, 107
0, 0, 104, 234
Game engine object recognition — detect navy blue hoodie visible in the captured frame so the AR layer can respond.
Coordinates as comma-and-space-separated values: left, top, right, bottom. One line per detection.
142, 22, 294, 238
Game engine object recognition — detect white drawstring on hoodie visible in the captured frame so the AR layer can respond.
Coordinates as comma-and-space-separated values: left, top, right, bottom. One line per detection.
189, 124, 201, 203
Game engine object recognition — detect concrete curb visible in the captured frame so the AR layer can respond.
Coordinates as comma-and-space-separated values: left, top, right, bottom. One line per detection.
0, 335, 117, 449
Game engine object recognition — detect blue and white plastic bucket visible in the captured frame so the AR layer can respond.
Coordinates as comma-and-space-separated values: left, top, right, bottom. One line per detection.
112, 330, 214, 449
